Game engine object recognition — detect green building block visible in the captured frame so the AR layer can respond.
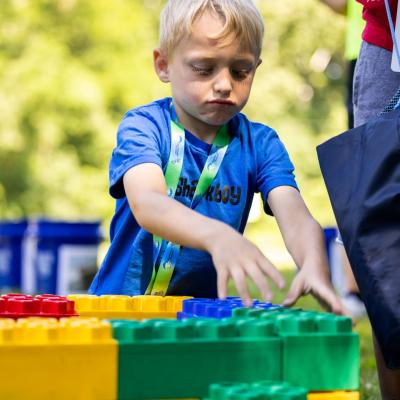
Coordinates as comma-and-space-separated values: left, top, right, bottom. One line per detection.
273, 311, 359, 391
232, 308, 301, 319
205, 381, 307, 400
111, 318, 282, 399
230, 309, 359, 391
208, 382, 251, 400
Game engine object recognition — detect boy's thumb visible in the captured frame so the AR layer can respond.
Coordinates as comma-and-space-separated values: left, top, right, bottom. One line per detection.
315, 284, 344, 315
282, 277, 302, 307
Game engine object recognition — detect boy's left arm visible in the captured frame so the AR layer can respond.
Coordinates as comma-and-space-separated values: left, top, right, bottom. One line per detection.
267, 186, 344, 314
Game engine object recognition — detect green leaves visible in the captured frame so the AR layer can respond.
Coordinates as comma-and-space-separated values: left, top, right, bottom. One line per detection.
0, 0, 346, 223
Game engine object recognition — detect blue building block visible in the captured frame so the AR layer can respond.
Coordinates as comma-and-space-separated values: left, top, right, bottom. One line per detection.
178, 298, 282, 319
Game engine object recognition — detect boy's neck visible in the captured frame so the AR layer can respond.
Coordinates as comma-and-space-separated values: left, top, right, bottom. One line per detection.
173, 103, 220, 144
187, 124, 218, 144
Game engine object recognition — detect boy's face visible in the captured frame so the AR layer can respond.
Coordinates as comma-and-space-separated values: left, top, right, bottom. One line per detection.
154, 11, 261, 138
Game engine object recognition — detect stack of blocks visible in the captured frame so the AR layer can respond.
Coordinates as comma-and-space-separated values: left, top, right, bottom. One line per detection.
0, 294, 360, 399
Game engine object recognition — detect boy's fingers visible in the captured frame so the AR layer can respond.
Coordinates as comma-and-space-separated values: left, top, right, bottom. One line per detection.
217, 268, 229, 300
257, 256, 285, 290
245, 263, 272, 302
282, 275, 303, 307
230, 267, 252, 307
313, 284, 344, 315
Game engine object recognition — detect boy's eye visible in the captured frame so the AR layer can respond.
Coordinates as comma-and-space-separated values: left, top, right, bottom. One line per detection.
231, 68, 251, 79
191, 65, 213, 76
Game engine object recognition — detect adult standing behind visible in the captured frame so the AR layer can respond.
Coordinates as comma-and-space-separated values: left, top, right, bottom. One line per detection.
319, 0, 366, 320
354, 0, 400, 126
347, 1, 400, 398
320, 0, 364, 127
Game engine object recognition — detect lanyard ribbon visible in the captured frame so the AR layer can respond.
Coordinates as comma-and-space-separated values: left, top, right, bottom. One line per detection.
145, 103, 231, 295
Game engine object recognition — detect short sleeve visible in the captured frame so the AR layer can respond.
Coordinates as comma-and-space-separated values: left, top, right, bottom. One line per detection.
109, 110, 165, 199
256, 127, 298, 215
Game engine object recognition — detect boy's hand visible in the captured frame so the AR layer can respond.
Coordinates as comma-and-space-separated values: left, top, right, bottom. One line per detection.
125, 164, 284, 307
267, 186, 344, 315
282, 262, 344, 314
207, 227, 285, 307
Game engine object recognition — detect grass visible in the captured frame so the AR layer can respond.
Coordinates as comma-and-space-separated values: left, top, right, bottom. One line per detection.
228, 267, 380, 399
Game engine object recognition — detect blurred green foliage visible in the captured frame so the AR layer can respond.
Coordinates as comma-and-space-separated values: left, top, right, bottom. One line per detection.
0, 5, 378, 394
0, 0, 346, 226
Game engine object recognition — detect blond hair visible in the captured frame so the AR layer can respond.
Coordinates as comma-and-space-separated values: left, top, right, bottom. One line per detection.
159, 0, 264, 58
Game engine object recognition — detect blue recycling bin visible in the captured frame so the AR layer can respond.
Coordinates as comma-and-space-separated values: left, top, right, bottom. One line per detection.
0, 220, 28, 292
323, 226, 344, 294
323, 226, 337, 262
22, 220, 103, 295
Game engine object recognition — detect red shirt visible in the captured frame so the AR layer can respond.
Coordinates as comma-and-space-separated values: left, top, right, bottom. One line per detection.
357, 0, 398, 50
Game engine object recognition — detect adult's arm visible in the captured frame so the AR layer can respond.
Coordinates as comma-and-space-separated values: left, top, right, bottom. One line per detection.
320, 0, 347, 14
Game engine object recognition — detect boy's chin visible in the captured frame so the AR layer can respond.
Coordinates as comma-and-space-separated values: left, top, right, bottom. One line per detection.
202, 113, 236, 126
208, 116, 234, 126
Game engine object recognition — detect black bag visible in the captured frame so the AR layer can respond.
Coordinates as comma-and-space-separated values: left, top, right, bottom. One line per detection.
317, 109, 400, 369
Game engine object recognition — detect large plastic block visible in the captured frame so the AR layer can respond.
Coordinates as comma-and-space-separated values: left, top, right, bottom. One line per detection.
260, 311, 359, 391
0, 293, 77, 318
68, 294, 191, 320
178, 298, 281, 319
308, 391, 359, 399
218, 308, 359, 392
112, 318, 281, 399
0, 317, 117, 400
205, 381, 307, 399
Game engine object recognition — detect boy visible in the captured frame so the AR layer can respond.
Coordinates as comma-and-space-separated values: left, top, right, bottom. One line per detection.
89, 0, 342, 311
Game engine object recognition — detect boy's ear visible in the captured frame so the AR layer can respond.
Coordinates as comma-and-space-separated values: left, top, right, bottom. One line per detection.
256, 59, 262, 68
153, 48, 170, 83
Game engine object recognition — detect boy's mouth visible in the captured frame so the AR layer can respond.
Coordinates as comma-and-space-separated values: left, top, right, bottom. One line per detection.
208, 99, 235, 106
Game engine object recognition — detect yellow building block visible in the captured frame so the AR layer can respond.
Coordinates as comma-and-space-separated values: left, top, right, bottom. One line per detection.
68, 294, 192, 320
0, 317, 117, 400
308, 391, 360, 399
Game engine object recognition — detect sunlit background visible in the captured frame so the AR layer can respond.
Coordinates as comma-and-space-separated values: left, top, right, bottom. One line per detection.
0, 0, 347, 266
0, 1, 381, 397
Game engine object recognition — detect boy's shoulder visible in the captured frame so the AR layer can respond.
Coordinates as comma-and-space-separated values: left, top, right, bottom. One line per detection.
235, 112, 279, 141
122, 97, 171, 122
116, 98, 172, 142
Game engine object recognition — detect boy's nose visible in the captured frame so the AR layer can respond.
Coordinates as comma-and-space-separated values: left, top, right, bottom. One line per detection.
213, 69, 233, 96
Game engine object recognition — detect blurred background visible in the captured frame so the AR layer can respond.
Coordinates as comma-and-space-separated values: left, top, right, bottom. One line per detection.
0, 1, 380, 396
0, 0, 347, 263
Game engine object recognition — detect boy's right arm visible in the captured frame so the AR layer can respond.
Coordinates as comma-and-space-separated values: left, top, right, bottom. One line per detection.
123, 163, 285, 306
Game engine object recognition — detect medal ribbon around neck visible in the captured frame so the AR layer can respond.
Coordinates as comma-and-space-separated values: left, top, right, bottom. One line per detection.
145, 101, 231, 295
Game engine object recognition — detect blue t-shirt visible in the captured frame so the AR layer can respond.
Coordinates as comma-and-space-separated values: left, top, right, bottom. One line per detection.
89, 97, 298, 297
